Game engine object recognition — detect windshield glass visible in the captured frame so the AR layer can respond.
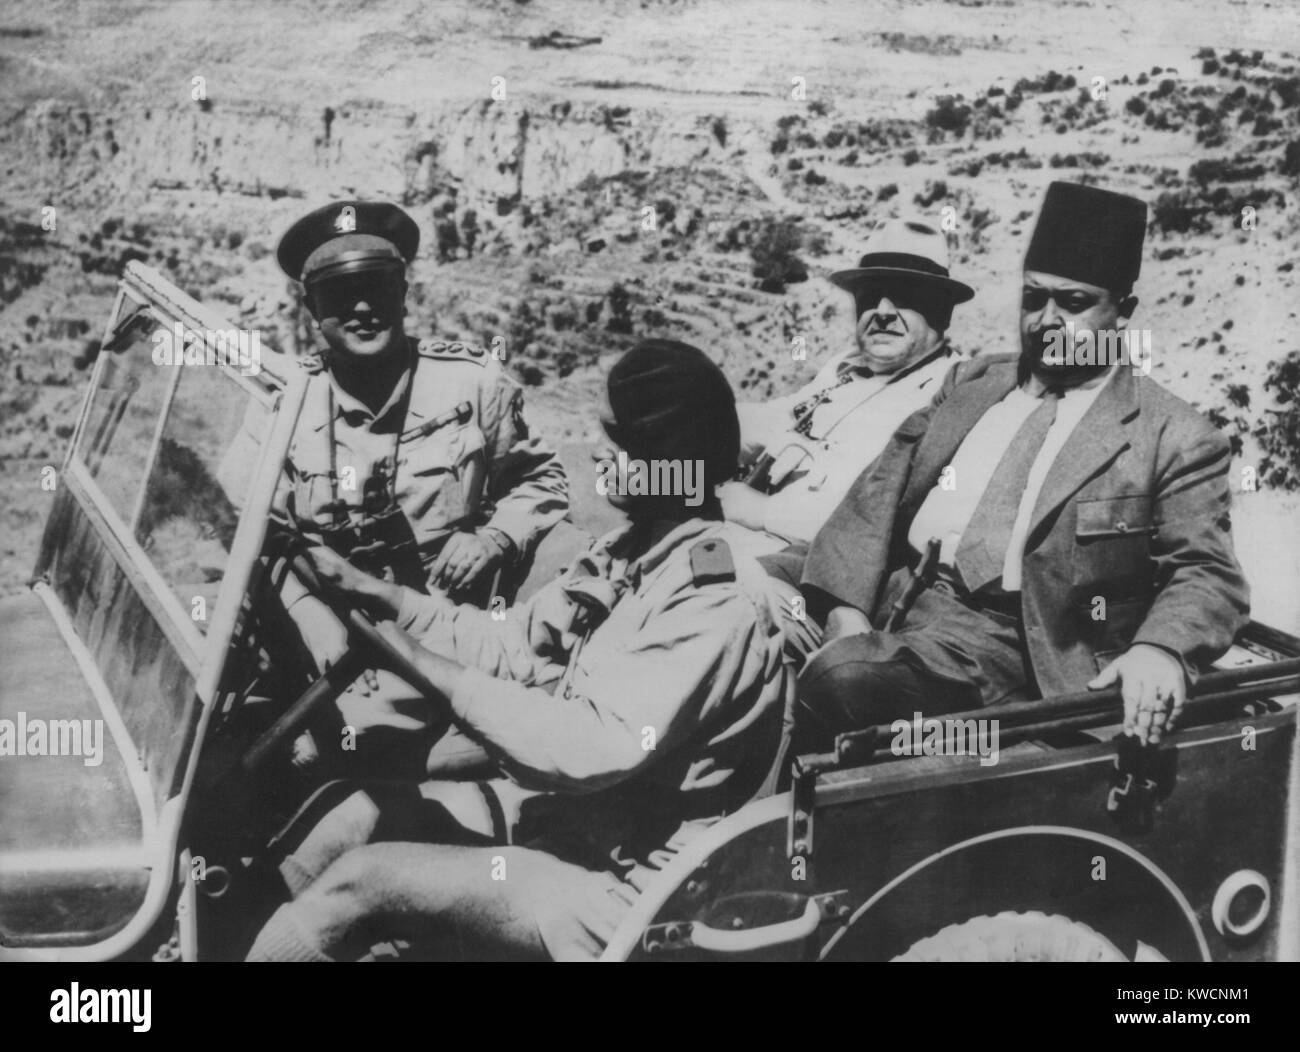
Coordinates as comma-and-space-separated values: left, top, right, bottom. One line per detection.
134, 365, 270, 631
79, 310, 174, 528
75, 296, 273, 633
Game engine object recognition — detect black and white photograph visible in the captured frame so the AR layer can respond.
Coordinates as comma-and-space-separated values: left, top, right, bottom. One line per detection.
0, 0, 1297, 992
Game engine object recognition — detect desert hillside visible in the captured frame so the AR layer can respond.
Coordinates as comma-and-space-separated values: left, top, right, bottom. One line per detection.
1, 0, 1297, 627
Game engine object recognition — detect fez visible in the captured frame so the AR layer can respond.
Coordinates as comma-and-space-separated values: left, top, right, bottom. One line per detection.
1024, 182, 1148, 293
277, 201, 420, 285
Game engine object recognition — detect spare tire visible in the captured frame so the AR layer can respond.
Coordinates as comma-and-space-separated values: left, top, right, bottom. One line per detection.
892, 910, 1129, 962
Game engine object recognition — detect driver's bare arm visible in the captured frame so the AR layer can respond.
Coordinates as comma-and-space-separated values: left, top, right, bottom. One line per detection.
391, 582, 556, 685
287, 593, 350, 669
368, 621, 465, 705
304, 546, 406, 618
390, 584, 775, 795
304, 545, 544, 681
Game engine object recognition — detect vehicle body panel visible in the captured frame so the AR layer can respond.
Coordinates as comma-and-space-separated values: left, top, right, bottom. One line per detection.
603, 666, 1298, 962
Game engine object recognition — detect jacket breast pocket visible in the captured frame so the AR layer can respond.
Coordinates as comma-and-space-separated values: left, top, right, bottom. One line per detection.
1071, 494, 1155, 600
292, 468, 346, 529
400, 424, 487, 521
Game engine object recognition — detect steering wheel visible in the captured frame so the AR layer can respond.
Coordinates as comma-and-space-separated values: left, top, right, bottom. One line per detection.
236, 556, 450, 779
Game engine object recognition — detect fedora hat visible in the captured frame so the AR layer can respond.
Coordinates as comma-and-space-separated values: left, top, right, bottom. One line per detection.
829, 218, 974, 303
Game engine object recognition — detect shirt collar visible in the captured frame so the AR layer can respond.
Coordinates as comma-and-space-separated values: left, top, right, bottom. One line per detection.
1023, 361, 1122, 400
586, 517, 724, 590
834, 341, 952, 384
327, 342, 415, 427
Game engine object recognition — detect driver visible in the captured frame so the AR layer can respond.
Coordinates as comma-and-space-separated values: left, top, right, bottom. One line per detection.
266, 201, 568, 774
246, 339, 801, 961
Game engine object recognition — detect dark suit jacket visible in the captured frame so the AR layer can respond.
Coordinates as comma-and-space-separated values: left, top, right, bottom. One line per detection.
802, 354, 1250, 698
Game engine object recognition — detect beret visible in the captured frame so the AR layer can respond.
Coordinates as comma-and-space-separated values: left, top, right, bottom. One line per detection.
607, 339, 740, 488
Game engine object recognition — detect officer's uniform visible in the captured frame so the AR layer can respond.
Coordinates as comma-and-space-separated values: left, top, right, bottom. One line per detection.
275, 336, 567, 609
268, 200, 568, 764
271, 200, 568, 604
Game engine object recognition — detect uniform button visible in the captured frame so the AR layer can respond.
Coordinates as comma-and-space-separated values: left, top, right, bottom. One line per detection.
1115, 521, 1128, 533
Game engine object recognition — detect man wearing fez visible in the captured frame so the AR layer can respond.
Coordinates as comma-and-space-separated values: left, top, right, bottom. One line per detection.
271, 201, 568, 768
246, 341, 796, 962
797, 182, 1249, 751
721, 219, 974, 550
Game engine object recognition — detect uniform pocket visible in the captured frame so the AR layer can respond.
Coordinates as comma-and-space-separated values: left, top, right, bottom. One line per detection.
404, 423, 484, 479
293, 469, 347, 529
399, 423, 487, 525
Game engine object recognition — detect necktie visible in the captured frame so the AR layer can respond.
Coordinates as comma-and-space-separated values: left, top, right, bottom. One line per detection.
953, 390, 1060, 594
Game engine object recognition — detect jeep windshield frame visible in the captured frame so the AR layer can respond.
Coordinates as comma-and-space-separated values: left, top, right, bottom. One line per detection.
5, 263, 307, 958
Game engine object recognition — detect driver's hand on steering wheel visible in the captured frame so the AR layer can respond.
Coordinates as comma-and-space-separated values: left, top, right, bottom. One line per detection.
306, 546, 374, 597
302, 546, 405, 621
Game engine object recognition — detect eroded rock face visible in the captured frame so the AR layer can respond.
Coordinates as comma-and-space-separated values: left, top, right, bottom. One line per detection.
12, 93, 731, 218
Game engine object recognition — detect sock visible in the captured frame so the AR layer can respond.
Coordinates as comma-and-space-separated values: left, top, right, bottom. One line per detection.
280, 854, 317, 899
279, 790, 382, 895
246, 904, 337, 962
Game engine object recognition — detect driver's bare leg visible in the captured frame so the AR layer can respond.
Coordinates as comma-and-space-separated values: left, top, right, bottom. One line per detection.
248, 843, 632, 962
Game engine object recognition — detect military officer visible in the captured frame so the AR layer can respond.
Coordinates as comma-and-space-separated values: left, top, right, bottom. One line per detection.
270, 201, 568, 769
246, 340, 800, 962
720, 219, 974, 551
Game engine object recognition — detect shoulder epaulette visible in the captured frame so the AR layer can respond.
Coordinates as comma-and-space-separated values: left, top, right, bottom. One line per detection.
417, 337, 490, 366
689, 537, 736, 586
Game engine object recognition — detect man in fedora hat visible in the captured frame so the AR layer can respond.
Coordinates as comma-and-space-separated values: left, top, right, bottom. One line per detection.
796, 182, 1249, 750
720, 218, 974, 551
268, 200, 568, 774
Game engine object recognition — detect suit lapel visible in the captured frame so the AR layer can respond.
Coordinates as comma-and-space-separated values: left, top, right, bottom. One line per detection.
1027, 366, 1140, 540
902, 361, 1019, 514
